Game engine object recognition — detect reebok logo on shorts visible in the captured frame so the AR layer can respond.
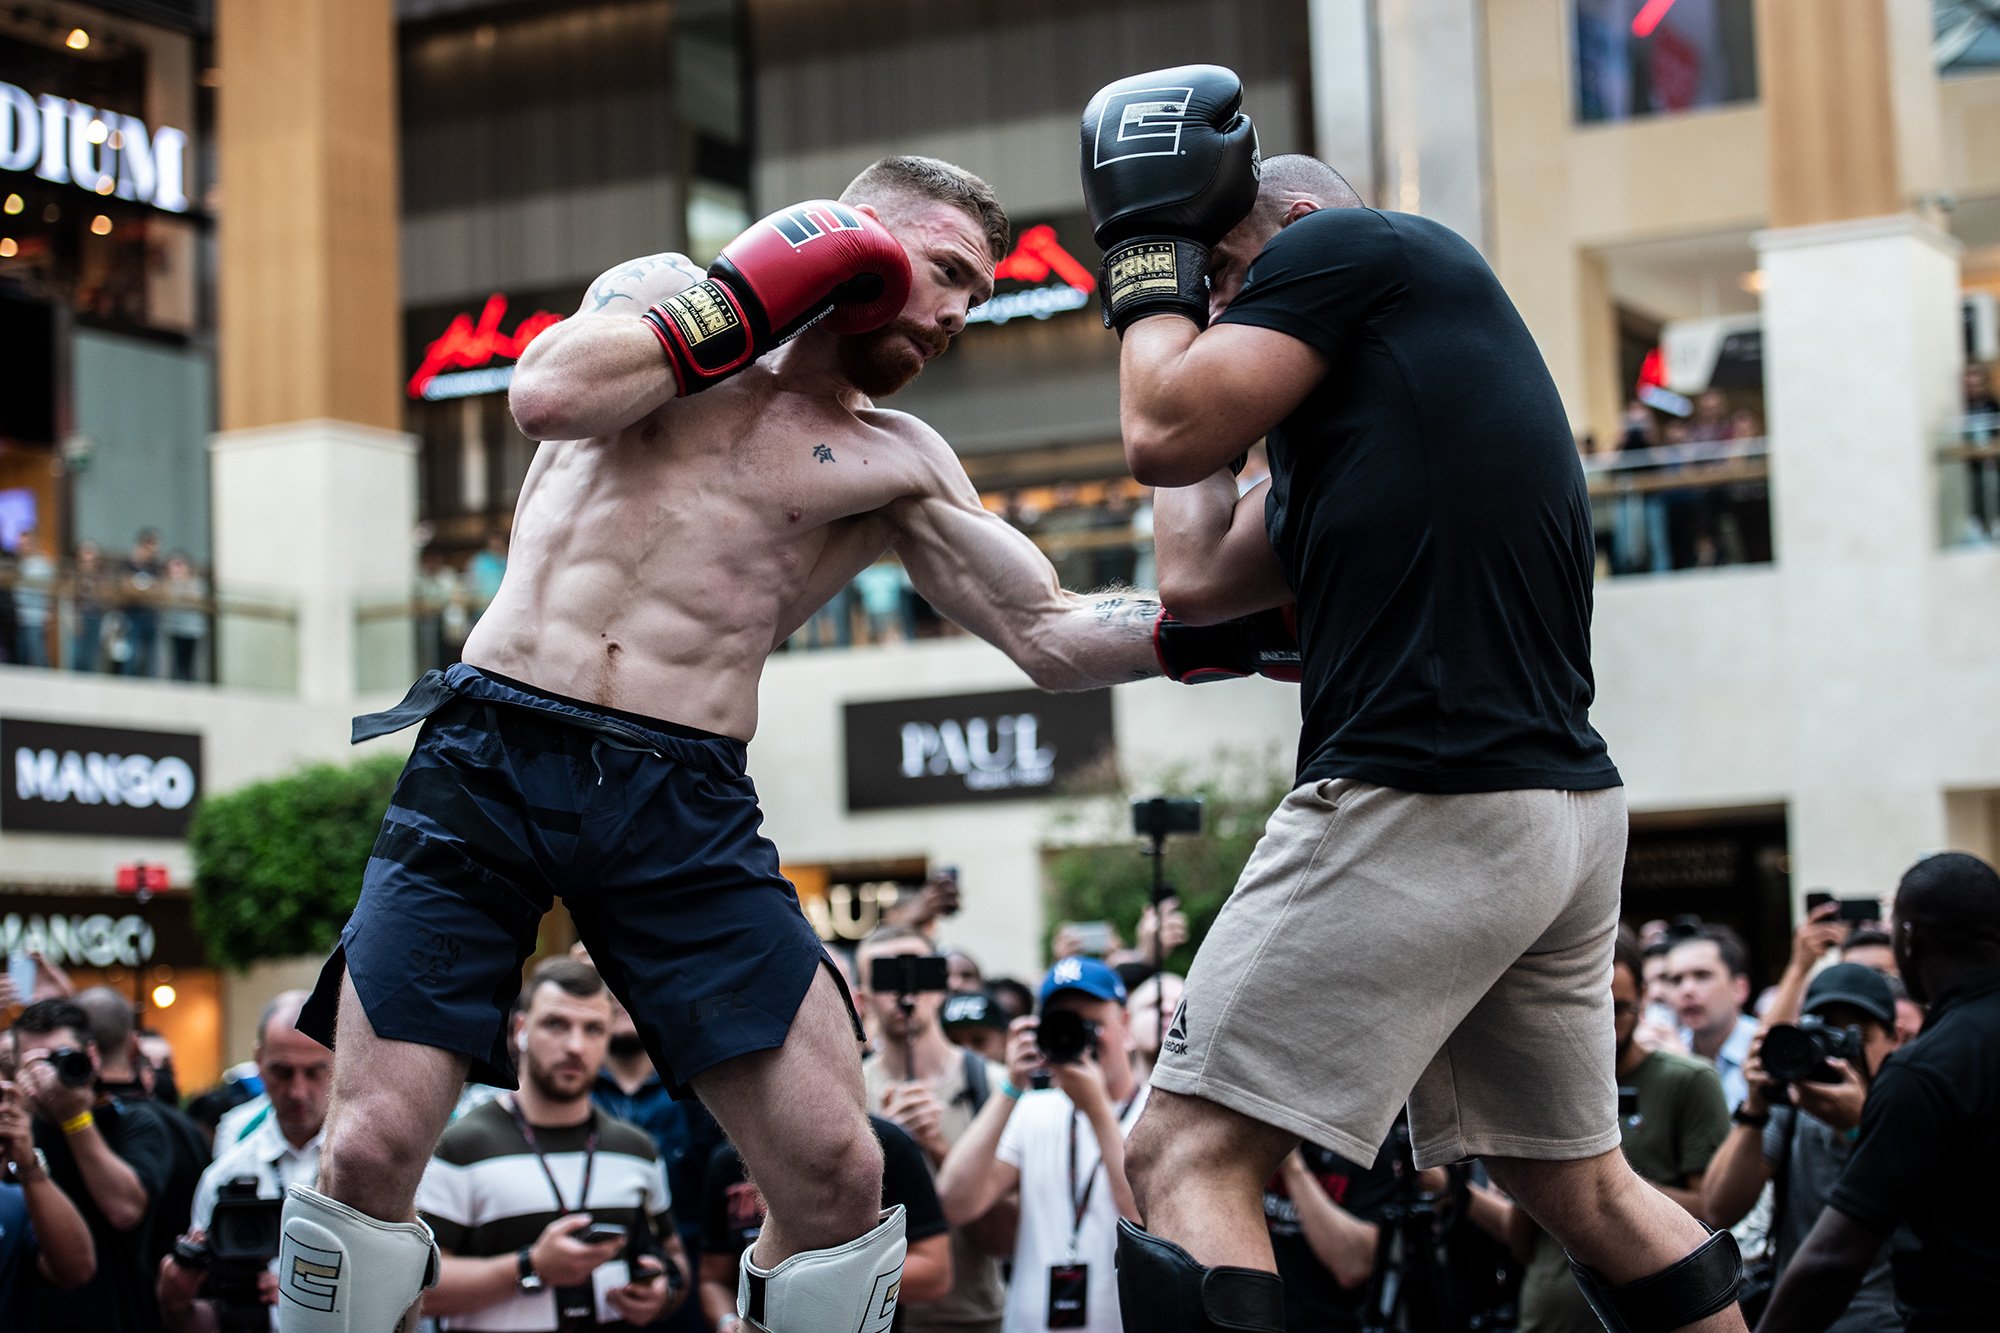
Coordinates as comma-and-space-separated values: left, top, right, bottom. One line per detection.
1163, 998, 1190, 1058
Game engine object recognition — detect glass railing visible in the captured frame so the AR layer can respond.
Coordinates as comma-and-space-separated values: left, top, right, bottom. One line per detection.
0, 560, 299, 693
1582, 436, 1773, 576
1939, 412, 2000, 549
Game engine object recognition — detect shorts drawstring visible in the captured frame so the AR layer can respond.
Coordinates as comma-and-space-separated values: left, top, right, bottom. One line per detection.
589, 732, 660, 785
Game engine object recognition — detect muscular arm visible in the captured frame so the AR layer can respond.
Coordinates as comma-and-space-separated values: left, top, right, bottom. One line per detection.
890, 432, 1161, 689
1119, 319, 1326, 487
1153, 472, 1291, 625
508, 254, 706, 442
1754, 1207, 1883, 1333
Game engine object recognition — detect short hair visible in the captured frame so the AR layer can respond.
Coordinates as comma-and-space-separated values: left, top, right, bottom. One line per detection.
841, 155, 1010, 263
519, 957, 606, 1012
1842, 929, 1894, 955
1896, 851, 2000, 951
1672, 924, 1750, 979
1253, 153, 1363, 228
1612, 927, 1643, 987
74, 987, 134, 1055
1641, 938, 1674, 963
257, 990, 312, 1046
857, 925, 930, 960
13, 998, 93, 1047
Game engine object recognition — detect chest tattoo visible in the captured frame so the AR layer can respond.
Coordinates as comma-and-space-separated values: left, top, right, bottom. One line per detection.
812, 443, 836, 464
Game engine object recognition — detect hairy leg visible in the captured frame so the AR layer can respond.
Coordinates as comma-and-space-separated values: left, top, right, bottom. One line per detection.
313, 970, 471, 1221
692, 966, 883, 1266
1124, 1088, 1298, 1269
1486, 1150, 1746, 1333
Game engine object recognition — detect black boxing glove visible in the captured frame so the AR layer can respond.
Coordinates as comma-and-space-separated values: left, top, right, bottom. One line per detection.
642, 200, 912, 395
1080, 65, 1260, 334
1154, 606, 1301, 685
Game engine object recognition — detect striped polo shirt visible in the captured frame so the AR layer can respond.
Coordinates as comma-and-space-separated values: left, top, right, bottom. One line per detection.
417, 1097, 673, 1331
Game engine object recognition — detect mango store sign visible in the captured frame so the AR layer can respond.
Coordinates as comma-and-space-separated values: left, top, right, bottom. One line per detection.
3, 717, 203, 838
0, 81, 191, 213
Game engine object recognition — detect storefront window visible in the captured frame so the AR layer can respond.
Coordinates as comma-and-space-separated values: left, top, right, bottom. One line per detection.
1572, 0, 1759, 124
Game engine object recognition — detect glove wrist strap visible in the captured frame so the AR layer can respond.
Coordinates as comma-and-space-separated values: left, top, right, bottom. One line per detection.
642, 280, 755, 395
1101, 237, 1210, 334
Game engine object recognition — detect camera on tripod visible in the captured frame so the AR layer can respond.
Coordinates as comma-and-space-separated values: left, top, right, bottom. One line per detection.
1761, 1016, 1865, 1087
174, 1178, 282, 1332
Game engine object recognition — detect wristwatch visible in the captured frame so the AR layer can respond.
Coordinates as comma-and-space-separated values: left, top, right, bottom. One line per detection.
515, 1246, 544, 1293
1731, 1103, 1770, 1129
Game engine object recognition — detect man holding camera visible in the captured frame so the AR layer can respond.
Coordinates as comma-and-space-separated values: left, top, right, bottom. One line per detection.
416, 959, 688, 1331
0, 1051, 97, 1321
157, 992, 329, 1332
1701, 963, 1904, 1332
1758, 852, 2000, 1331
936, 958, 1144, 1333
856, 927, 1011, 1333
10, 997, 176, 1330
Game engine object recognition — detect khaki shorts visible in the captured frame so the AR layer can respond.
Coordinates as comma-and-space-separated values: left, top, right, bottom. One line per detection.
1152, 778, 1626, 1169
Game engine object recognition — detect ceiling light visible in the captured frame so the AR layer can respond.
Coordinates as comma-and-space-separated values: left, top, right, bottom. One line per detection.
2, 194, 21, 215
0, 238, 17, 258
66, 27, 90, 50
91, 214, 111, 235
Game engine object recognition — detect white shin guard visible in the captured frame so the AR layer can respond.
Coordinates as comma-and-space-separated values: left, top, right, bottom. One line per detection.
738, 1205, 907, 1333
276, 1184, 439, 1333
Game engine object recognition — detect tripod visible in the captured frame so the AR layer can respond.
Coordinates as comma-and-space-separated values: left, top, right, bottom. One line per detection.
1359, 1122, 1463, 1333
1140, 818, 1173, 1044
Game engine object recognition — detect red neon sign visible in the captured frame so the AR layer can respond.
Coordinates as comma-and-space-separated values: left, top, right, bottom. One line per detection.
993, 224, 1096, 293
1630, 0, 1678, 39
408, 293, 564, 397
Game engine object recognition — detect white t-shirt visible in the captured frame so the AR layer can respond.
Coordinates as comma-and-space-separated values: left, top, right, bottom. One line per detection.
996, 1086, 1148, 1333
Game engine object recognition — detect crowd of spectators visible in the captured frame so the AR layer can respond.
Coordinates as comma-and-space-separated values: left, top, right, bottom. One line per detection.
3, 849, 1995, 1331
1586, 389, 1772, 576
0, 527, 212, 680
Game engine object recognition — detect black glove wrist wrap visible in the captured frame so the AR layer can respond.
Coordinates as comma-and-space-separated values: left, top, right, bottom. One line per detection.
1100, 237, 1210, 333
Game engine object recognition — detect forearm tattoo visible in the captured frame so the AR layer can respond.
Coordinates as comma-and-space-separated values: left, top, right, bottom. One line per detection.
587, 254, 706, 312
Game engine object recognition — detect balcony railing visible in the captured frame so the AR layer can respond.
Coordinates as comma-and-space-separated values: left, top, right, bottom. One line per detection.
1583, 436, 1773, 576
1939, 411, 2000, 549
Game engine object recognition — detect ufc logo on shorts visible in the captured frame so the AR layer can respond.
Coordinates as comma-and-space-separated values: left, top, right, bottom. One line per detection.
1092, 86, 1194, 165
771, 203, 865, 249
280, 1237, 342, 1311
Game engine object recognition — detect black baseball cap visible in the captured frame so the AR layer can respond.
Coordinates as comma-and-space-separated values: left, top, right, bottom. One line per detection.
1803, 963, 1897, 1027
940, 991, 1005, 1033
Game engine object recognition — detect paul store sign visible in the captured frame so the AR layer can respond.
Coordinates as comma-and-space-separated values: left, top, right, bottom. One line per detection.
0, 81, 192, 212
3, 718, 203, 838
843, 688, 1115, 810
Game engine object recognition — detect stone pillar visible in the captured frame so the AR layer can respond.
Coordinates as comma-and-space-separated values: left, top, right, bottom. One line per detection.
208, 0, 413, 702
1753, 0, 1960, 896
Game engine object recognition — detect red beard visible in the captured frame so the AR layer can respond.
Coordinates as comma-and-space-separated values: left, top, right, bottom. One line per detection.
837, 319, 947, 397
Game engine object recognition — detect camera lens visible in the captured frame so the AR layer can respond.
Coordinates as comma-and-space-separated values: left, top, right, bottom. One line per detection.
50, 1047, 94, 1088
1037, 1011, 1097, 1065
1760, 1024, 1823, 1085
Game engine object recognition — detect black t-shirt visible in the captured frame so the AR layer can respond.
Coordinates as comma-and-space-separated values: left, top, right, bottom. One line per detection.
701, 1117, 946, 1330
1217, 207, 1619, 793
1264, 1142, 1399, 1331
1828, 968, 2000, 1329
27, 1097, 176, 1331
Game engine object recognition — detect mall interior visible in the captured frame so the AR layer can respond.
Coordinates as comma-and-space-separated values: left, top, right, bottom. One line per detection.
2, 0, 1999, 1088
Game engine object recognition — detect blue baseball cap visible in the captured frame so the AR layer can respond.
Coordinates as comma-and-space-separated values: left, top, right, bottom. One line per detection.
1039, 956, 1128, 1007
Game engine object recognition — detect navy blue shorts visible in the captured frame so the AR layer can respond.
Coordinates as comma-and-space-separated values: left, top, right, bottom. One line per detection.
299, 664, 852, 1095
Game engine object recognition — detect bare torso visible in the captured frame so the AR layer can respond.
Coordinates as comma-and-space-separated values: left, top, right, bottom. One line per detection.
465, 362, 940, 740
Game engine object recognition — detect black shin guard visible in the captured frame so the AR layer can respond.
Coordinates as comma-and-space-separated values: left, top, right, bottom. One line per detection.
1114, 1219, 1284, 1333
1569, 1227, 1742, 1333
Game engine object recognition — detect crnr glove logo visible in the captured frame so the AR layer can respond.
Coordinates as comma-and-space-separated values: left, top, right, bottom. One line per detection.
1093, 85, 1194, 166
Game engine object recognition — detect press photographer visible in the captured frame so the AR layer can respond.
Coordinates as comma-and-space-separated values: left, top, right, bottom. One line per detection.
157, 992, 328, 1332
0, 1060, 97, 1320
936, 958, 1144, 1333
857, 926, 1012, 1333
1701, 964, 1904, 1331
11, 997, 176, 1331
1758, 852, 2000, 1331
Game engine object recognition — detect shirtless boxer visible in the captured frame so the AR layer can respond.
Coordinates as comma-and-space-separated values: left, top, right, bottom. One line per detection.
274, 156, 1296, 1333
1076, 70, 1744, 1333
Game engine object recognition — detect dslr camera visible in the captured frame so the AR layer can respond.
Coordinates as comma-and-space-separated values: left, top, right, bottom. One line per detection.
44, 1046, 94, 1088
175, 1178, 283, 1333
1036, 1009, 1100, 1066
1761, 1016, 1865, 1087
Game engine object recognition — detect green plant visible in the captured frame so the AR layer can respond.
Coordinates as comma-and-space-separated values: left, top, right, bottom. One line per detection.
189, 753, 405, 968
1043, 746, 1294, 973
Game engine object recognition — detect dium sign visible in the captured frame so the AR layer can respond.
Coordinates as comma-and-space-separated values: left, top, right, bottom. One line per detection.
0, 80, 193, 213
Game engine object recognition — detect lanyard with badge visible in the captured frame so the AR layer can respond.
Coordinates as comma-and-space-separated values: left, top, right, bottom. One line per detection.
508, 1096, 602, 1330
1049, 1097, 1135, 1329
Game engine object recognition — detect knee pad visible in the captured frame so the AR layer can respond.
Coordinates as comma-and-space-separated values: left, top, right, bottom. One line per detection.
1568, 1226, 1741, 1333
1115, 1219, 1285, 1332
738, 1205, 906, 1333
276, 1185, 438, 1333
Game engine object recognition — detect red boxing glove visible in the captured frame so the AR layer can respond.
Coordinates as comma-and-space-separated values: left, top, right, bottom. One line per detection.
1154, 606, 1302, 684
642, 200, 912, 396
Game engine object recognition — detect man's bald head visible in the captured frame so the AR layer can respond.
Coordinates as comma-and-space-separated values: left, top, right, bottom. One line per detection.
75, 987, 135, 1072
257, 989, 313, 1049
1250, 154, 1364, 229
